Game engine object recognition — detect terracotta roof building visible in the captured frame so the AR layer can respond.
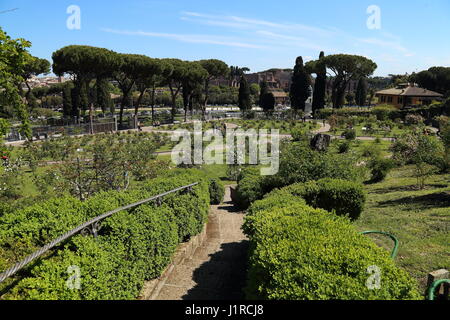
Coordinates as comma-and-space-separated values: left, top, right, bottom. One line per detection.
375, 83, 443, 107
270, 90, 289, 105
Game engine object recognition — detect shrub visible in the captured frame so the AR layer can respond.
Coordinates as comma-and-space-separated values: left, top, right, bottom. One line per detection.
361, 143, 382, 158
368, 157, 396, 183
283, 178, 366, 221
344, 128, 357, 140
338, 141, 351, 153
0, 170, 210, 299
208, 178, 225, 205
234, 167, 268, 209
373, 105, 397, 121
405, 114, 424, 126
234, 143, 365, 209
243, 193, 421, 300
391, 132, 444, 188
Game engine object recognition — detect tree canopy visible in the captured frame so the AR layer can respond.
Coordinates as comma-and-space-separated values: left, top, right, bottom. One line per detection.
199, 59, 229, 119
290, 56, 311, 113
0, 27, 32, 138
311, 54, 377, 108
238, 75, 252, 113
309, 51, 327, 113
410, 67, 450, 97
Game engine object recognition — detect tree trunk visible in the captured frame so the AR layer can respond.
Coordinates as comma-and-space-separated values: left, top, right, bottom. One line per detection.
135, 88, 146, 117
151, 84, 156, 126
202, 79, 209, 122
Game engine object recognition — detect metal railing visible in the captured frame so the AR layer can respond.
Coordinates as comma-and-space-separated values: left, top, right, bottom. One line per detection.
0, 182, 198, 284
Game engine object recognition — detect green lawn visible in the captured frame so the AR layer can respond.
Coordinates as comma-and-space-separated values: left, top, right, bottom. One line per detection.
333, 124, 436, 138
355, 166, 450, 293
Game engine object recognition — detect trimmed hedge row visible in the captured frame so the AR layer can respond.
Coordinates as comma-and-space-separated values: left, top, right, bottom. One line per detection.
243, 191, 421, 300
208, 178, 225, 205
0, 169, 210, 300
234, 143, 364, 209
283, 179, 366, 221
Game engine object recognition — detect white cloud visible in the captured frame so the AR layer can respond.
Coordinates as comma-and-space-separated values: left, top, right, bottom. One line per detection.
180, 11, 335, 37
101, 28, 266, 49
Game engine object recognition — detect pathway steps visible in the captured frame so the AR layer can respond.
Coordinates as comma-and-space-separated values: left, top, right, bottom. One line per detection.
151, 186, 248, 300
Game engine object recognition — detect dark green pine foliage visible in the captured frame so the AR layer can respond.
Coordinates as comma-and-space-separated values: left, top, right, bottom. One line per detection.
62, 83, 73, 117
259, 81, 275, 113
355, 77, 368, 107
290, 56, 312, 113
312, 51, 327, 113
96, 78, 112, 114
238, 75, 252, 114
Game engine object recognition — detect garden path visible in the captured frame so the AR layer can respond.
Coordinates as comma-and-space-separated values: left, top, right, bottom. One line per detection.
150, 186, 249, 300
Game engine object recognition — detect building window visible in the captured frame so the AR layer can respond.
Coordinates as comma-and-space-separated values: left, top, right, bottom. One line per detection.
387, 96, 393, 103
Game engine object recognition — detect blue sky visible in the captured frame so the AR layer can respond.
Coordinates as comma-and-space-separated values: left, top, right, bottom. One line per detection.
1, 0, 450, 76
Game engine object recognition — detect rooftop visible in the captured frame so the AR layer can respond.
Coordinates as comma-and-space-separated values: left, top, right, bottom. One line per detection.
376, 85, 443, 97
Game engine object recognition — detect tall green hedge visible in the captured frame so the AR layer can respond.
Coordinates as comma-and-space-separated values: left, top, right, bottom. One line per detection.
243, 192, 421, 300
0, 169, 210, 300
208, 178, 225, 205
234, 143, 364, 209
283, 178, 366, 221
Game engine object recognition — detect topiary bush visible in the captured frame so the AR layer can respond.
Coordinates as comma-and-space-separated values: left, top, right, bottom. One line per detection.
208, 178, 225, 205
367, 157, 396, 183
243, 192, 421, 300
234, 143, 365, 209
0, 169, 210, 300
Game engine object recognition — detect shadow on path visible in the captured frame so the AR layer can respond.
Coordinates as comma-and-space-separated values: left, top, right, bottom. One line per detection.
181, 240, 249, 300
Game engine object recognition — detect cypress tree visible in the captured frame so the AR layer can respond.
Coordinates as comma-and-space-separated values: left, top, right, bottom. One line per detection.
290, 56, 312, 114
312, 51, 327, 113
259, 81, 268, 107
238, 75, 251, 114
259, 81, 275, 113
62, 83, 73, 117
355, 77, 368, 107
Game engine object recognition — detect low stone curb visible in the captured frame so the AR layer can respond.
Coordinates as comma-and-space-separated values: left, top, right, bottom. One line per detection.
138, 221, 208, 300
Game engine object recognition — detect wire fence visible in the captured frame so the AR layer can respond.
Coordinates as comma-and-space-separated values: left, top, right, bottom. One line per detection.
0, 182, 198, 284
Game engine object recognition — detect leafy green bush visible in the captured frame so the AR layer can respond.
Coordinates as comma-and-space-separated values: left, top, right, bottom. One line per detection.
234, 143, 365, 209
338, 141, 351, 153
373, 105, 397, 121
234, 167, 268, 209
367, 157, 396, 183
0, 169, 210, 300
361, 143, 382, 158
243, 193, 421, 300
283, 178, 366, 221
343, 128, 357, 140
208, 178, 225, 205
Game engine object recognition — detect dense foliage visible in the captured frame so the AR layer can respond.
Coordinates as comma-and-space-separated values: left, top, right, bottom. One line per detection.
0, 170, 210, 300
242, 190, 421, 300
234, 142, 364, 209
283, 178, 366, 221
208, 178, 225, 205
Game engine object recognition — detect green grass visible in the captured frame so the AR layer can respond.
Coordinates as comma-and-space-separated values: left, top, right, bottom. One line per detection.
355, 165, 450, 293
334, 124, 436, 139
